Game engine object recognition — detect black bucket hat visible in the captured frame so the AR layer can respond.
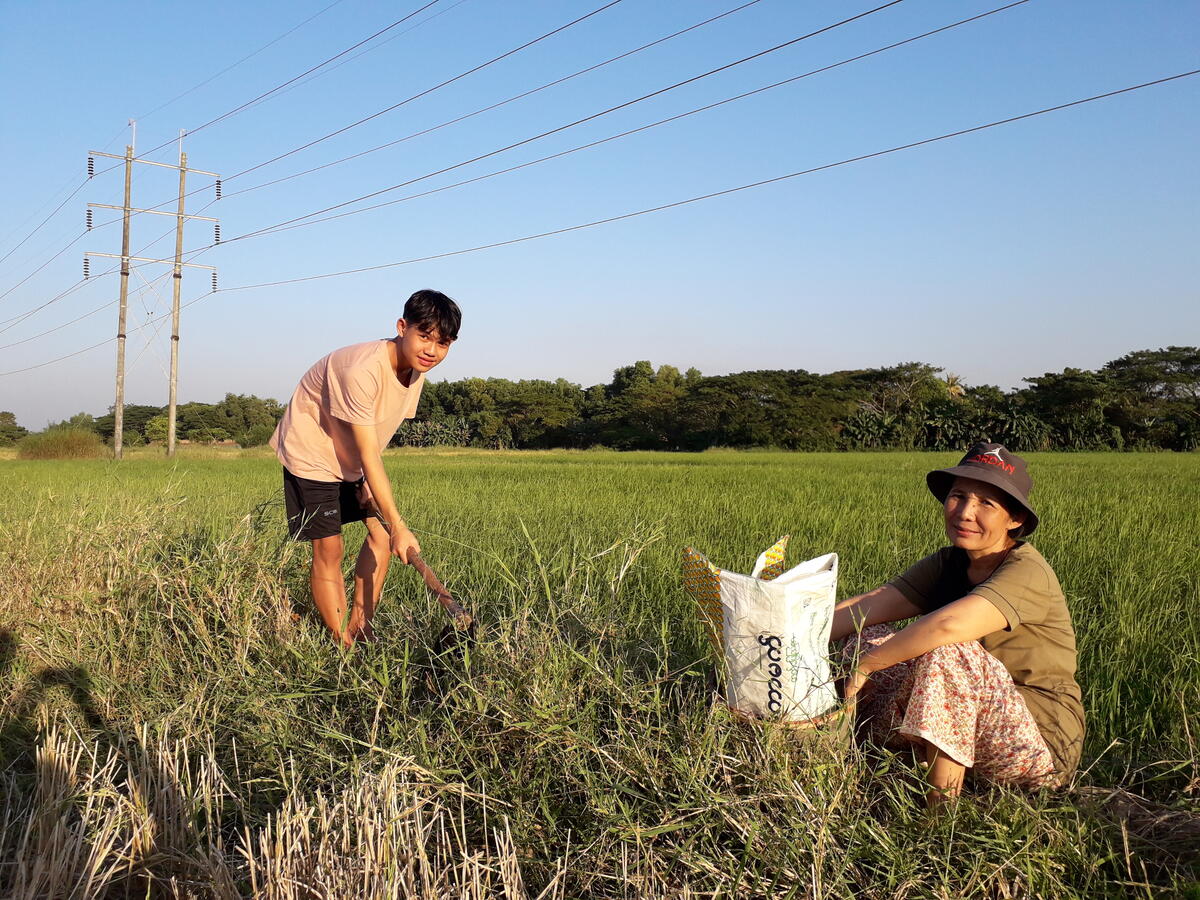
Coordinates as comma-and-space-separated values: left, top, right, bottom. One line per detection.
926, 442, 1039, 536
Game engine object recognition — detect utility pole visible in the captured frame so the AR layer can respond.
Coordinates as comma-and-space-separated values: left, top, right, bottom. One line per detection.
85, 129, 219, 459
168, 133, 187, 458
113, 142, 133, 459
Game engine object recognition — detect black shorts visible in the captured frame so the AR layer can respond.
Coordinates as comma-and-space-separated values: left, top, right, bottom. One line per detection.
282, 468, 371, 541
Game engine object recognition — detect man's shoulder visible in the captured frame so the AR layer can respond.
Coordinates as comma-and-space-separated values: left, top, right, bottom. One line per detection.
326, 339, 390, 368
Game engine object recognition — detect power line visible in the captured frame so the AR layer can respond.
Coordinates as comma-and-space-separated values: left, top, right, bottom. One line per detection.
0, 336, 114, 377
0, 277, 96, 334
0, 289, 214, 378
80, 0, 628, 222
0, 185, 91, 269
0, 231, 89, 304
0, 156, 149, 287
0, 155, 152, 305
8, 69, 1194, 379
0, 293, 119, 351
127, 312, 174, 377
224, 0, 476, 120
225, 0, 629, 184
134, 0, 351, 121
187, 0, 448, 137
74, 0, 925, 258
212, 70, 1198, 292
232, 0, 1034, 241
0, 124, 126, 264
0, 198, 218, 333
0, 0, 342, 331
0, 255, 185, 337
120, 0, 450, 169
221, 0, 768, 202
0, 230, 167, 333
79, 0, 452, 186
0, 242, 214, 372
221, 0, 908, 245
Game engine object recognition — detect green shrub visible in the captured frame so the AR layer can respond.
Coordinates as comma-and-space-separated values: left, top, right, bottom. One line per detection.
0, 410, 28, 446
237, 423, 276, 448
17, 427, 106, 459
144, 415, 168, 444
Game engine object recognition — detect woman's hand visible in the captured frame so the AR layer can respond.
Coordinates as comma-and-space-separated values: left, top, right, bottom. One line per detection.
843, 665, 877, 708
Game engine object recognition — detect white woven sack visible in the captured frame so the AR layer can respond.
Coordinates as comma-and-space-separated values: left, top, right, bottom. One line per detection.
683, 539, 839, 721
722, 548, 839, 720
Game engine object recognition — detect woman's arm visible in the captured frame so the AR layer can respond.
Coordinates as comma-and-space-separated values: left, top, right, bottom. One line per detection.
830, 584, 925, 642
844, 594, 1009, 702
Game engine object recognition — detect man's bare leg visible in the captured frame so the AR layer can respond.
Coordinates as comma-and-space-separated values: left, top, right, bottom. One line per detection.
925, 742, 966, 807
310, 534, 352, 647
348, 517, 391, 642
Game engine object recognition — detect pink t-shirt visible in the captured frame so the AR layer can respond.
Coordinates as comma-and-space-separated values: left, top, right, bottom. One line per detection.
270, 340, 424, 482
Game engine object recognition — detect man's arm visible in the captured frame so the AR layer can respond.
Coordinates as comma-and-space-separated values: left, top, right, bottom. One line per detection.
830, 584, 924, 642
349, 422, 419, 561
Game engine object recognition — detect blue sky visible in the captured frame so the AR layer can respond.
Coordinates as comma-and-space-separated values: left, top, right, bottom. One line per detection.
1, 0, 1196, 428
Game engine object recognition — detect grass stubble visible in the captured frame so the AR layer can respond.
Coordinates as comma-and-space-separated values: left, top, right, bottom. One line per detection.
0, 449, 1197, 898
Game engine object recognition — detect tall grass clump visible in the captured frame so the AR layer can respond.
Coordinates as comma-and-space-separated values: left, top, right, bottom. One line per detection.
0, 450, 1197, 897
16, 427, 106, 460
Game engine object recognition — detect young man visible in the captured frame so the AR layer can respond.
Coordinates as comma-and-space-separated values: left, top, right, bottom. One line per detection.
270, 289, 461, 646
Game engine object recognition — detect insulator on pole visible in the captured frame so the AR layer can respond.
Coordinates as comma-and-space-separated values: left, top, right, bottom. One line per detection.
211, 271, 218, 292
87, 156, 95, 178
83, 257, 90, 279
214, 224, 221, 244
214, 179, 222, 200
86, 209, 93, 230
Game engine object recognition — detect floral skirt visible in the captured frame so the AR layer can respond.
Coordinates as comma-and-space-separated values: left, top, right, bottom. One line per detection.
845, 625, 1059, 788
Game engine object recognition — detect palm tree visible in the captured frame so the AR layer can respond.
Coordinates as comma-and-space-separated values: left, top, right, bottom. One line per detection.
943, 372, 966, 400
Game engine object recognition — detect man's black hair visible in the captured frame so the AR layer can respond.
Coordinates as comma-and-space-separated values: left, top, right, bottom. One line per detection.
403, 289, 461, 341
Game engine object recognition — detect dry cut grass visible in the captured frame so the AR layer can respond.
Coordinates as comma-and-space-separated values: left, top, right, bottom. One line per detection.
1, 720, 570, 899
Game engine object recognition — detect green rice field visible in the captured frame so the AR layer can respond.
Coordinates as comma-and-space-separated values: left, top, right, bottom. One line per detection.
1, 448, 1198, 898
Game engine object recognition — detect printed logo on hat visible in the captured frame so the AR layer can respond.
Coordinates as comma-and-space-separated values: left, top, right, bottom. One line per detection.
966, 446, 1015, 475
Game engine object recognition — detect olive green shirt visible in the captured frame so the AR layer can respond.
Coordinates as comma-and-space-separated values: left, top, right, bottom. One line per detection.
888, 543, 1085, 777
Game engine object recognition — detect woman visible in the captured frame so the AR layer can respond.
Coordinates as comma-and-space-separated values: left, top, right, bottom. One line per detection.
831, 443, 1084, 804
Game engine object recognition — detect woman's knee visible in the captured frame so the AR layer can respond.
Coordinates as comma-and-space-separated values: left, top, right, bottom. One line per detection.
922, 640, 986, 664
908, 641, 993, 685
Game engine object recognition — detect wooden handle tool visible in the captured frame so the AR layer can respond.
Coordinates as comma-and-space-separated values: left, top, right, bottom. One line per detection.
407, 549, 474, 632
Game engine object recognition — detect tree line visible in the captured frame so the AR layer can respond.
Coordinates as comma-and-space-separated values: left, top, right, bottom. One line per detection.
0, 395, 283, 450
2, 346, 1196, 452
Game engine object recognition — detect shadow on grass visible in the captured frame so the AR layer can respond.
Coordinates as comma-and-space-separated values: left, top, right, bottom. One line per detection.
1, 628, 110, 771
0, 627, 252, 895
